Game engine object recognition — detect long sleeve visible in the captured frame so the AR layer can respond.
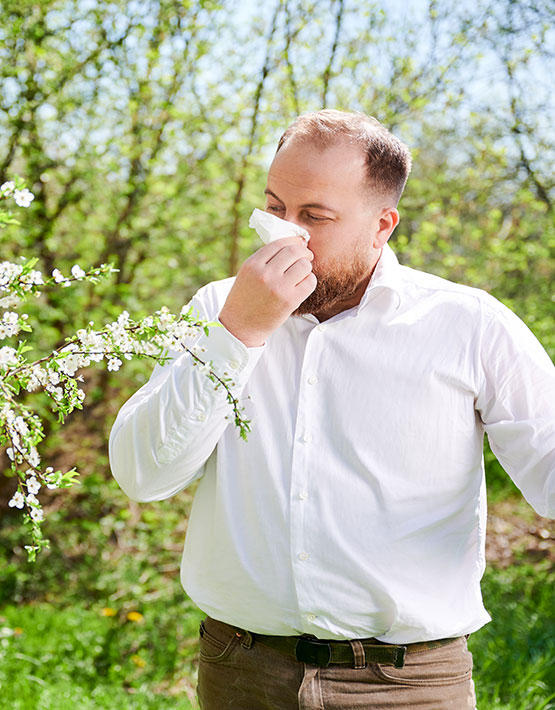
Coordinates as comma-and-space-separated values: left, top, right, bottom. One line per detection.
109, 286, 265, 502
475, 299, 555, 518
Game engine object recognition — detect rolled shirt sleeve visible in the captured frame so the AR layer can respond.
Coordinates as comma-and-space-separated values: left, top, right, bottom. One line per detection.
476, 299, 555, 518
109, 287, 265, 502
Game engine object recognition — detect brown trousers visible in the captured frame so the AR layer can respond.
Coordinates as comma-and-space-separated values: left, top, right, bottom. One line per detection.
197, 616, 477, 709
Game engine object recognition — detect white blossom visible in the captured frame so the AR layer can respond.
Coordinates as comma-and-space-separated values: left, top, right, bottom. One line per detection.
0, 403, 14, 422
0, 181, 15, 196
26, 493, 39, 506
0, 346, 18, 367
71, 264, 86, 279
47, 369, 60, 384
14, 188, 35, 207
52, 269, 65, 283
13, 415, 29, 436
27, 448, 40, 467
0, 261, 23, 287
45, 384, 63, 400
0, 293, 21, 308
45, 471, 59, 490
27, 476, 41, 495
58, 353, 83, 376
20, 269, 43, 286
30, 507, 44, 522
25, 364, 48, 392
8, 491, 24, 508
107, 357, 122, 371
0, 311, 21, 339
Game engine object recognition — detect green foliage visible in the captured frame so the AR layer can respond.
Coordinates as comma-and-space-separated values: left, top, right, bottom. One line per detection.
470, 564, 555, 709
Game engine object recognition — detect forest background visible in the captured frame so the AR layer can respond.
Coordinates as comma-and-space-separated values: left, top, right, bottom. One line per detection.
0, 0, 553, 708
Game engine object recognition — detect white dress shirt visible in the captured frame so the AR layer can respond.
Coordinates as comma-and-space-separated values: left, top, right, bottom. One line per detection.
109, 244, 555, 644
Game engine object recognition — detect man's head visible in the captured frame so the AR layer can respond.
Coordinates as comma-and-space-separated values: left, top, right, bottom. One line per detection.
276, 109, 412, 208
265, 110, 411, 318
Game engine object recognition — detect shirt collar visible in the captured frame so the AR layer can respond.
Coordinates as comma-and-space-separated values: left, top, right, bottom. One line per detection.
299, 243, 403, 324
358, 243, 403, 312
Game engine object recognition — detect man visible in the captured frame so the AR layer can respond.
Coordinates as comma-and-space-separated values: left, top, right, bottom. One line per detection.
109, 110, 555, 709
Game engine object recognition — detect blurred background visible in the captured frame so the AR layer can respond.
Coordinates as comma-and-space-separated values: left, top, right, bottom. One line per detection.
0, 1, 553, 708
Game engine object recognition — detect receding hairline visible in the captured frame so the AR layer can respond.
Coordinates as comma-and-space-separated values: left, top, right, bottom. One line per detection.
275, 110, 412, 206
270, 136, 380, 207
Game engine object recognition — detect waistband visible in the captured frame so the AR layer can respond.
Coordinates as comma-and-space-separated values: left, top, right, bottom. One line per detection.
203, 617, 462, 669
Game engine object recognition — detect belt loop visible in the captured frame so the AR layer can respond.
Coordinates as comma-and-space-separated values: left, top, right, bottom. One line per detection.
348, 639, 366, 669
238, 629, 253, 649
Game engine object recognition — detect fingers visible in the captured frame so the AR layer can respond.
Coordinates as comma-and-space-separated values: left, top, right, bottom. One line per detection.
283, 257, 315, 287
296, 271, 317, 297
250, 236, 311, 266
265, 243, 314, 275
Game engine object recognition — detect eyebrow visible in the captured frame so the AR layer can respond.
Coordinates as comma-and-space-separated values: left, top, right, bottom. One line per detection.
264, 188, 338, 214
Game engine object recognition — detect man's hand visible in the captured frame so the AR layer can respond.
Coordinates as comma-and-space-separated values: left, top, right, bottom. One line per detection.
219, 237, 317, 347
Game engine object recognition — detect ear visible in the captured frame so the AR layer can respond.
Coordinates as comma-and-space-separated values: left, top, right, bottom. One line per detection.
372, 207, 399, 249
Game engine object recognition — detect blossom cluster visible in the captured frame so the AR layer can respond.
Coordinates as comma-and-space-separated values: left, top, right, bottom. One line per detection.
1, 181, 35, 208
1, 179, 250, 560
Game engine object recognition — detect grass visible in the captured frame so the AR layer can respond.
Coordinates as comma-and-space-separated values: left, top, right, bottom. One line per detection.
0, 599, 203, 709
0, 479, 553, 709
0, 563, 553, 709
470, 563, 555, 710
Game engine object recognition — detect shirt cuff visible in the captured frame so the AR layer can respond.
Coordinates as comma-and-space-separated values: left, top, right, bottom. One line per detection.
193, 319, 265, 387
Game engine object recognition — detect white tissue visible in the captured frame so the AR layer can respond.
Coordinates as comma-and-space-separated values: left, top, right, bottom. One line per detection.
249, 208, 310, 244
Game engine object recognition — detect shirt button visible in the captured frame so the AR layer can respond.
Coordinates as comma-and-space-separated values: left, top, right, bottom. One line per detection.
317, 324, 326, 332
307, 614, 316, 622
229, 360, 239, 370
196, 412, 206, 421
298, 551, 309, 561
302, 433, 312, 443
307, 375, 318, 385
299, 491, 308, 500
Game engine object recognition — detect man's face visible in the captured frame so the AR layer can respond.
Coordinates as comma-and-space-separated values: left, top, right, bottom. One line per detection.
265, 138, 387, 316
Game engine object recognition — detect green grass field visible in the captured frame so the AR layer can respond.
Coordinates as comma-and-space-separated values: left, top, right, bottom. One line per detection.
0, 485, 553, 709
1, 563, 553, 709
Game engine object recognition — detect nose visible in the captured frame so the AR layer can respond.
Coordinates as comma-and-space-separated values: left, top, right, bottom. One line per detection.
283, 212, 303, 229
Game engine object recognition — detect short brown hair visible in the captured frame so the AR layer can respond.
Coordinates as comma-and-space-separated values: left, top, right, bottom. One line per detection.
276, 109, 412, 205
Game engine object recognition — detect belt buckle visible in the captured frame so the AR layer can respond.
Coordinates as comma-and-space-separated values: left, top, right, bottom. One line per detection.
295, 637, 332, 667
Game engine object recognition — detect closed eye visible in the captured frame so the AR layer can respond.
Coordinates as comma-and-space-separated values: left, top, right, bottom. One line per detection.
266, 205, 330, 223
305, 214, 330, 222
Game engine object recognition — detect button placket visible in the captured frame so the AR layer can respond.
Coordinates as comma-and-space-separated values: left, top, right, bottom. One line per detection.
288, 322, 325, 626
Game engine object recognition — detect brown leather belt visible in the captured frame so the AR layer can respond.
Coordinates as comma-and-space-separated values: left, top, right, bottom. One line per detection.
250, 632, 460, 669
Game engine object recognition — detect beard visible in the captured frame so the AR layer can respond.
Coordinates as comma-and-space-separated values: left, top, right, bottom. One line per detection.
293, 251, 371, 317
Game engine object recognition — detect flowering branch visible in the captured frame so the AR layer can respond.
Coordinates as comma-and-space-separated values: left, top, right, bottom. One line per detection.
1, 179, 250, 560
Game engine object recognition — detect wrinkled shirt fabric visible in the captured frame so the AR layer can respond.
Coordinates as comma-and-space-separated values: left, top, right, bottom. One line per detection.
109, 244, 555, 643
